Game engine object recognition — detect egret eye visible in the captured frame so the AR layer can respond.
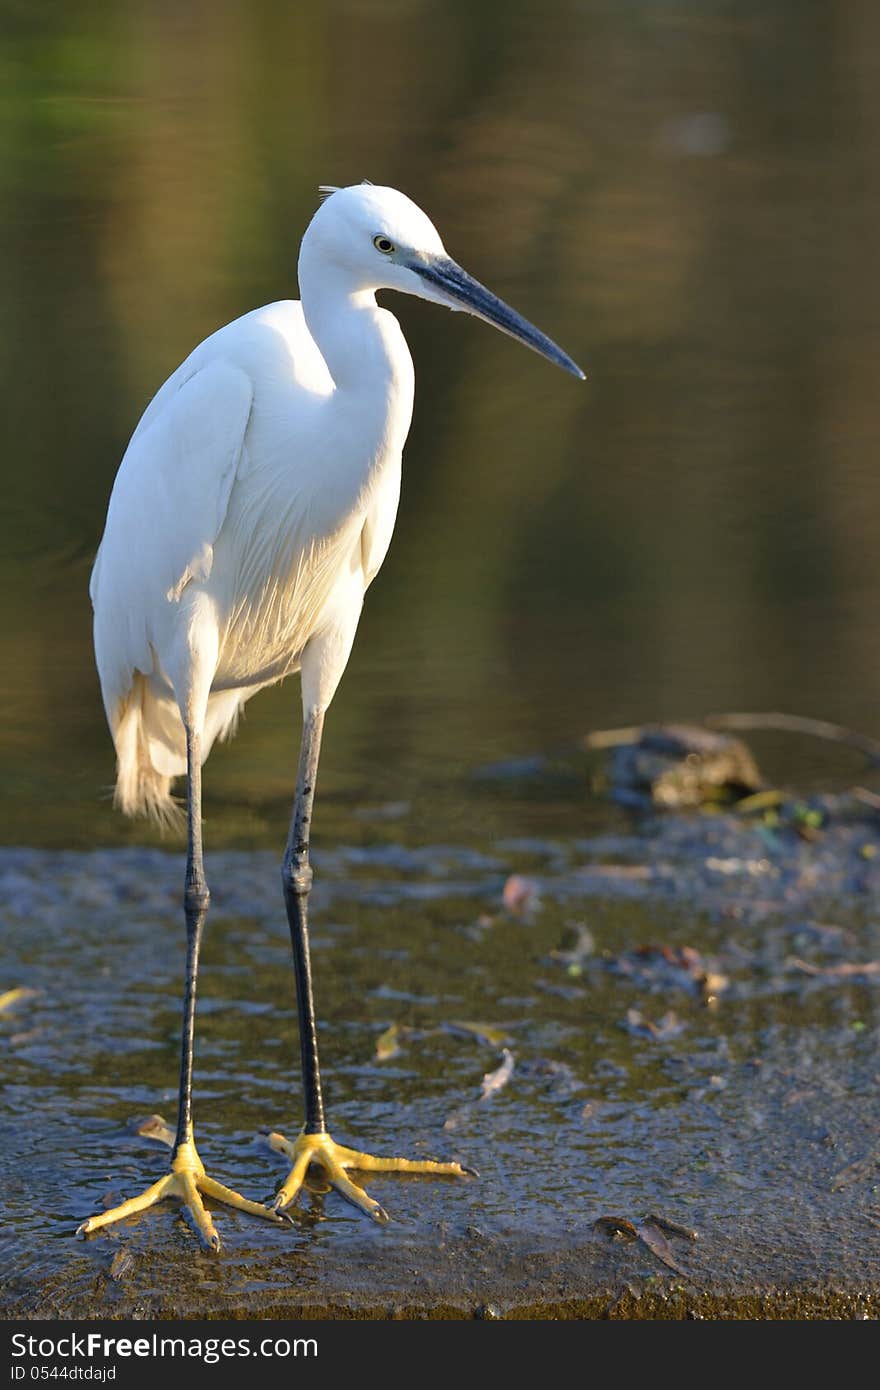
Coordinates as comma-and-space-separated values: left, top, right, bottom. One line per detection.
373, 235, 396, 254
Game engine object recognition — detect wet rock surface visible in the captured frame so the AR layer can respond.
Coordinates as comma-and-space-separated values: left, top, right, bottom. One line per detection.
593, 723, 764, 810
2, 799, 879, 1319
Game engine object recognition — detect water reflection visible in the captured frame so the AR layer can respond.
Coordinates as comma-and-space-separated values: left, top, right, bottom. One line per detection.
1, 0, 879, 848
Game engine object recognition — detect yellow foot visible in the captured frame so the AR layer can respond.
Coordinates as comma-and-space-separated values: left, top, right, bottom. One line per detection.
76, 1136, 286, 1250
267, 1128, 475, 1222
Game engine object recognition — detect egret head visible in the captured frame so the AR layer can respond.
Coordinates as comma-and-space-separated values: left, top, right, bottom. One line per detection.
304, 183, 585, 379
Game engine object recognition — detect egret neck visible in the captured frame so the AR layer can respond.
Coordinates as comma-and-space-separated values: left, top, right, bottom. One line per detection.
298, 244, 415, 467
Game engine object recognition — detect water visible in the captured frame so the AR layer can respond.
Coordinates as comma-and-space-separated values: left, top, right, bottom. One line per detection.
2, 0, 880, 1316
2, 0, 880, 849
3, 825, 879, 1315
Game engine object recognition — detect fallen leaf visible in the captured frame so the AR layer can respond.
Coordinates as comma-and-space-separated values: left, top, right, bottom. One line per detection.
375, 1023, 401, 1061
593, 1215, 639, 1241
479, 1048, 515, 1100
502, 875, 539, 915
0, 987, 37, 1014
594, 1212, 696, 1278
135, 1114, 175, 1147
636, 1219, 687, 1275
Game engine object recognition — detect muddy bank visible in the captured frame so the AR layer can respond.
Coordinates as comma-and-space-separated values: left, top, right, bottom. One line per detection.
1, 802, 879, 1319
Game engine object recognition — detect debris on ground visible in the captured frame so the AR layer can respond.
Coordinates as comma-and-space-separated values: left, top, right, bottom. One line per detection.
603, 943, 729, 1004
374, 1022, 403, 1060
135, 1115, 175, 1147
585, 723, 762, 810
593, 1212, 698, 1278
502, 874, 540, 916
0, 986, 37, 1013
593, 1215, 639, 1241
786, 957, 880, 980
479, 1048, 515, 1100
623, 1008, 686, 1041
635, 1219, 689, 1276
645, 1213, 698, 1241
108, 1248, 135, 1282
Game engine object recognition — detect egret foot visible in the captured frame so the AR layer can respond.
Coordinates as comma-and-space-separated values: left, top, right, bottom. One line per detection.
76, 1136, 285, 1250
267, 1128, 473, 1222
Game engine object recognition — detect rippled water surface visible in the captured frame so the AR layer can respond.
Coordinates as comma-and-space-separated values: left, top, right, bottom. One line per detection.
3, 815, 879, 1315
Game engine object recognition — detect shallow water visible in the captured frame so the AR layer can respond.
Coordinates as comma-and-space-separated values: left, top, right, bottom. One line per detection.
2, 806, 879, 1316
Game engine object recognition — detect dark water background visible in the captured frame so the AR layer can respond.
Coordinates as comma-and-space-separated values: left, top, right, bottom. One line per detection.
2, 0, 880, 851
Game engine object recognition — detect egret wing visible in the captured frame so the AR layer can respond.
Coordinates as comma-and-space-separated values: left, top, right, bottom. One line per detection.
91, 362, 254, 716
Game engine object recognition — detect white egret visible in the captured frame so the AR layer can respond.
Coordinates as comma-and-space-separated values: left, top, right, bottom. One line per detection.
78, 183, 584, 1249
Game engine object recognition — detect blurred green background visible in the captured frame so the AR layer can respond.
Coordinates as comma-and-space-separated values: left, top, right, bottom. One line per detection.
2, 0, 879, 848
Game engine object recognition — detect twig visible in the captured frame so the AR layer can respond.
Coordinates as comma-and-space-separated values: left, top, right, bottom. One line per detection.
787, 957, 880, 979
853, 787, 880, 810
705, 712, 880, 766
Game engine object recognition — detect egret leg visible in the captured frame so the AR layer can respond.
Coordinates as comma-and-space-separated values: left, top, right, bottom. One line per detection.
269, 706, 473, 1222
78, 727, 283, 1249
281, 706, 327, 1135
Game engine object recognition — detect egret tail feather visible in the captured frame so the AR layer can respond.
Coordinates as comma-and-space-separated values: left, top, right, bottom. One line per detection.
110, 676, 247, 827
111, 676, 184, 828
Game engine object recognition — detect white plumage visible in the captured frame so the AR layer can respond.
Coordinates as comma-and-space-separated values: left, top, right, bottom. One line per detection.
91, 184, 582, 826
79, 183, 584, 1247
91, 196, 417, 821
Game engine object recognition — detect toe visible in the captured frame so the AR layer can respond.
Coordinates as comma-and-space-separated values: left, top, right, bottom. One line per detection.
327, 1162, 390, 1223
200, 1175, 287, 1224
273, 1146, 312, 1212
76, 1174, 174, 1236
179, 1174, 221, 1251
335, 1145, 469, 1177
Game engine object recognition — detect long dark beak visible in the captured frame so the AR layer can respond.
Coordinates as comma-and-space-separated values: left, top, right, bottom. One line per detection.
411, 255, 585, 379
